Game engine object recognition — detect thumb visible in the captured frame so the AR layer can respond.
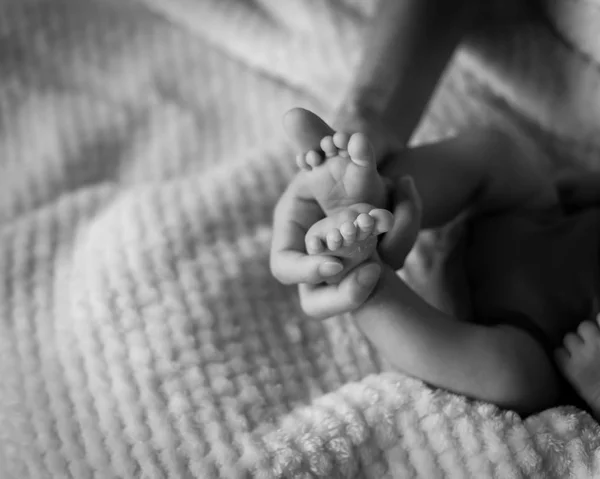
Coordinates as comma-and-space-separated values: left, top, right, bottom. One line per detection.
299, 262, 382, 319
354, 262, 383, 290
379, 175, 422, 270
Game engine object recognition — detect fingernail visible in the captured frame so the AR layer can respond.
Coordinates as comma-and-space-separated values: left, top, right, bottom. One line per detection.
320, 262, 343, 277
356, 263, 381, 288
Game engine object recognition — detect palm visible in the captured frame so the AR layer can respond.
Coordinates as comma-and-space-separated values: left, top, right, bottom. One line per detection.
291, 172, 327, 228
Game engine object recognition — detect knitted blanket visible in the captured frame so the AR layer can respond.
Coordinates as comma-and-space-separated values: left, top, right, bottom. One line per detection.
2, 0, 600, 477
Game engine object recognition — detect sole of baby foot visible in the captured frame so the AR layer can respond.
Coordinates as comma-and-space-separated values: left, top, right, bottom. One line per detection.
555, 316, 600, 411
297, 131, 387, 215
305, 205, 394, 260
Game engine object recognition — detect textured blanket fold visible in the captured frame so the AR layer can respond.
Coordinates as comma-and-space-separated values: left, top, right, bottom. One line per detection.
3, 0, 600, 477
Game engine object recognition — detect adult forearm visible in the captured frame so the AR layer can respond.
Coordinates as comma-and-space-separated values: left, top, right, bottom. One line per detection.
340, 0, 478, 145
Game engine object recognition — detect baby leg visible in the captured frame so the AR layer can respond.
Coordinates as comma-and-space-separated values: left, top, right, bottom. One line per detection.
378, 128, 558, 230
556, 317, 600, 420
351, 262, 560, 415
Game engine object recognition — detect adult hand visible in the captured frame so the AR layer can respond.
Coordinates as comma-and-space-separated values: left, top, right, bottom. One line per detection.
298, 260, 382, 320
270, 108, 346, 285
271, 173, 345, 284
272, 173, 384, 319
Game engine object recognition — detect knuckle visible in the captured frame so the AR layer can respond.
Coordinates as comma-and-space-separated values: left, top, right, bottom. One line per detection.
299, 301, 313, 317
268, 257, 282, 280
270, 263, 292, 285
301, 302, 320, 319
298, 288, 318, 317
268, 258, 280, 280
303, 270, 322, 285
346, 285, 366, 308
276, 274, 293, 286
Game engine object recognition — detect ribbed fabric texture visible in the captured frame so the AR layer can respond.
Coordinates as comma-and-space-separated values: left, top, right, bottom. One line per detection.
2, 0, 600, 477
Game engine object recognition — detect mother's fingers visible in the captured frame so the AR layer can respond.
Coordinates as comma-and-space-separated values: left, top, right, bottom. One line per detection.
271, 178, 345, 284
379, 176, 423, 270
270, 250, 343, 285
299, 262, 382, 320
271, 196, 343, 285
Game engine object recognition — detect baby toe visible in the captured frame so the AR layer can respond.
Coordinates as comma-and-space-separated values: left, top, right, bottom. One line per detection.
326, 229, 343, 251
340, 221, 357, 246
578, 320, 600, 342
369, 209, 395, 234
564, 332, 584, 354
306, 150, 323, 168
306, 235, 325, 255
333, 132, 350, 157
355, 213, 375, 240
296, 153, 310, 171
320, 136, 337, 157
347, 132, 375, 168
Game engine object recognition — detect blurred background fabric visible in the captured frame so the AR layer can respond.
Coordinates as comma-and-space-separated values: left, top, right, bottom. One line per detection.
2, 0, 600, 477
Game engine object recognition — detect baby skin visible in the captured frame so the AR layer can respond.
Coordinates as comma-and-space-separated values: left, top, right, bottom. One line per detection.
298, 131, 394, 275
556, 315, 600, 419
282, 108, 600, 418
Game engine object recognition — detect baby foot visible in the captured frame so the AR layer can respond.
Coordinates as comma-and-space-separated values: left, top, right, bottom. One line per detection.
296, 131, 387, 216
556, 316, 600, 417
305, 203, 394, 265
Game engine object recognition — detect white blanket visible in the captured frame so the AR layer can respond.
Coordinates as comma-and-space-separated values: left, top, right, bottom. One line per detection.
2, 0, 600, 477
